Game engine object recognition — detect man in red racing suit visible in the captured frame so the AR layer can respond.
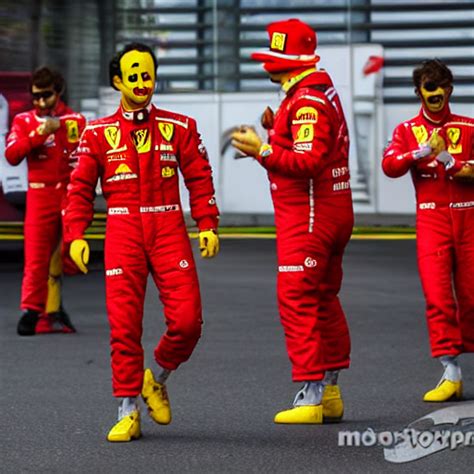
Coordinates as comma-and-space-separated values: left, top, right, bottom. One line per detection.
383, 59, 474, 402
5, 67, 85, 335
232, 19, 353, 424
64, 43, 219, 441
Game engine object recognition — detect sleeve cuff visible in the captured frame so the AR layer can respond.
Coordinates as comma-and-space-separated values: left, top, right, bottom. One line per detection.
197, 216, 219, 232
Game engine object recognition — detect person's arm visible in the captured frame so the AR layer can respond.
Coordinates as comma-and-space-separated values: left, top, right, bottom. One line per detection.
178, 118, 219, 257
5, 115, 58, 165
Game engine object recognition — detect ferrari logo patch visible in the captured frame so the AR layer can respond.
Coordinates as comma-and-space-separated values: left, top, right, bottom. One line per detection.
295, 124, 314, 143
131, 128, 151, 153
159, 122, 174, 142
293, 106, 318, 125
447, 127, 462, 154
412, 125, 428, 144
271, 32, 287, 52
65, 120, 79, 143
162, 166, 176, 178
104, 126, 121, 149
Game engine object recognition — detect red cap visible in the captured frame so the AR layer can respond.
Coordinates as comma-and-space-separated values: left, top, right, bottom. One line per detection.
251, 19, 320, 73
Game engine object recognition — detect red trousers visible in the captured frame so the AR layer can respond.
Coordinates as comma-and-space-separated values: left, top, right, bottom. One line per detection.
104, 210, 202, 397
275, 196, 353, 382
417, 207, 474, 357
22, 186, 67, 312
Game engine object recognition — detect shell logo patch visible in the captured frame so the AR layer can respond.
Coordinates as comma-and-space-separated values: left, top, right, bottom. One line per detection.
162, 166, 176, 178
295, 124, 314, 143
271, 32, 287, 52
293, 107, 318, 125
115, 163, 132, 174
411, 125, 428, 144
66, 120, 79, 143
447, 127, 462, 154
131, 128, 151, 153
104, 126, 121, 149
159, 122, 174, 142
105, 163, 138, 183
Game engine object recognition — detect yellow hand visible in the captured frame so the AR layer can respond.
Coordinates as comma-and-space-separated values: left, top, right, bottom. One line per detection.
70, 239, 90, 274
199, 230, 219, 258
231, 127, 263, 158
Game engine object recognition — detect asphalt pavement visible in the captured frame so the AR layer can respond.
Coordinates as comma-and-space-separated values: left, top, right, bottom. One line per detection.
1, 239, 473, 473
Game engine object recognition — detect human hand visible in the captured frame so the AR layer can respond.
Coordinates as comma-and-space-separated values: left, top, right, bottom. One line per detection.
199, 230, 219, 258
37, 118, 61, 136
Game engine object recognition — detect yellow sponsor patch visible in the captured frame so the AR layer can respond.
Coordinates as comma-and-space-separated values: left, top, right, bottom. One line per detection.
115, 163, 132, 174
292, 106, 318, 125
295, 124, 314, 143
104, 126, 121, 149
131, 128, 151, 153
159, 122, 175, 142
271, 32, 287, 52
447, 127, 462, 154
411, 125, 428, 144
65, 120, 79, 143
162, 166, 176, 178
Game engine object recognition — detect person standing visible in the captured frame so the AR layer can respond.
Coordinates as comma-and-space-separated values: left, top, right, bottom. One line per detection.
383, 59, 474, 402
232, 19, 353, 424
5, 67, 85, 335
64, 43, 220, 441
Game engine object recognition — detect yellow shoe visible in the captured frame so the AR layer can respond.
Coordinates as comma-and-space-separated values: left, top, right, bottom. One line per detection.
322, 384, 344, 422
107, 411, 141, 442
274, 405, 323, 424
423, 379, 463, 402
141, 368, 172, 425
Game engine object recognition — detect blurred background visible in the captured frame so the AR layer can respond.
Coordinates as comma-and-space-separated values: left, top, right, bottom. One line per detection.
0, 0, 473, 226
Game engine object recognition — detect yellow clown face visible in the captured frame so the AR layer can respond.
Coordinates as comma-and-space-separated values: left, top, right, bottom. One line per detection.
113, 50, 156, 110
419, 81, 451, 113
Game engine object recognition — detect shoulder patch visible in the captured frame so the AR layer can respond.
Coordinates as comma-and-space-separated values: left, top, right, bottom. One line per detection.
292, 106, 318, 125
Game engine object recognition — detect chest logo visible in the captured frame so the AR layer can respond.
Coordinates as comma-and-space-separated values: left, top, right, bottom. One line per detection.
447, 127, 462, 154
159, 122, 174, 142
271, 32, 287, 52
104, 126, 121, 149
131, 128, 151, 153
411, 125, 428, 144
65, 120, 79, 143
295, 124, 314, 143
162, 166, 176, 178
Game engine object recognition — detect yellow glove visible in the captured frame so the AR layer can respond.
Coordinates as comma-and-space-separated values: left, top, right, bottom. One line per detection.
231, 126, 263, 158
70, 239, 90, 274
428, 129, 446, 155
199, 230, 219, 258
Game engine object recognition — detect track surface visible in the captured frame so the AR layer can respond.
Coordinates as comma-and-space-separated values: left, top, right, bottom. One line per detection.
1, 240, 473, 473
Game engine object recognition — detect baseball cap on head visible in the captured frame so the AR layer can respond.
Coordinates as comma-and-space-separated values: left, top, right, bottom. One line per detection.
251, 18, 320, 73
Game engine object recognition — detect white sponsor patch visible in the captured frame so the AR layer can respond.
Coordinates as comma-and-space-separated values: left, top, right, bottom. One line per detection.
278, 265, 304, 272
208, 197, 216, 205
450, 201, 474, 209
270, 183, 278, 191
160, 153, 177, 162
140, 205, 180, 213
179, 259, 189, 269
108, 207, 130, 215
419, 202, 436, 210
304, 257, 317, 268
333, 181, 350, 191
106, 268, 123, 276
105, 173, 138, 183
332, 166, 349, 178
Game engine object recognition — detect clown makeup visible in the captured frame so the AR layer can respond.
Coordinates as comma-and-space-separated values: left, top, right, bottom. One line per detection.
31, 85, 59, 117
114, 50, 156, 111
419, 79, 451, 114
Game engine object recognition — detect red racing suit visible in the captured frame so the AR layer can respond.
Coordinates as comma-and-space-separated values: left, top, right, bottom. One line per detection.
256, 70, 354, 382
64, 105, 219, 397
5, 101, 85, 313
383, 110, 474, 357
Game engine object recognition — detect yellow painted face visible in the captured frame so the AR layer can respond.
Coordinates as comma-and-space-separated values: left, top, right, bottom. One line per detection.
419, 83, 449, 113
114, 50, 156, 110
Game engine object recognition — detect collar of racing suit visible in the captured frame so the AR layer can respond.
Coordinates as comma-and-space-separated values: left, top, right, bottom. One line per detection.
421, 103, 452, 125
283, 69, 334, 99
282, 68, 317, 93
120, 103, 153, 124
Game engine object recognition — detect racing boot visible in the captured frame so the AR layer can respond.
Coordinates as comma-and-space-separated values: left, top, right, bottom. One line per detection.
322, 385, 344, 422
35, 311, 75, 334
141, 368, 172, 425
107, 398, 141, 442
423, 356, 463, 402
17, 309, 40, 336
274, 382, 324, 424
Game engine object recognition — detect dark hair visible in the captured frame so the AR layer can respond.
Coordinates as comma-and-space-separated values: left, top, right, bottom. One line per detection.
109, 42, 158, 90
412, 59, 453, 89
30, 66, 65, 94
